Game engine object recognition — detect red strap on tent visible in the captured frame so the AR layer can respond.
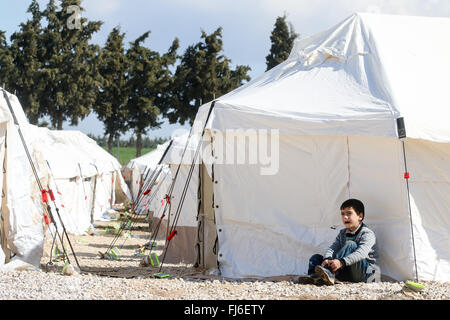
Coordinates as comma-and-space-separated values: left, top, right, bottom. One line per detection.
61, 204, 65, 208
145, 204, 147, 211
404, 172, 410, 179
41, 190, 48, 203
166, 230, 177, 241
57, 191, 62, 196
85, 195, 87, 200
132, 203, 135, 211
48, 189, 55, 202
143, 189, 151, 196
43, 213, 51, 225
164, 194, 171, 204
112, 178, 114, 183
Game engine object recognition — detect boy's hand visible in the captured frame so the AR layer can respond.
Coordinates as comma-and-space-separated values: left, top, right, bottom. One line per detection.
329, 259, 343, 272
321, 259, 331, 267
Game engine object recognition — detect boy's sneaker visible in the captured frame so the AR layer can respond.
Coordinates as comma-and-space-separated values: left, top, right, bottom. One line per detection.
314, 265, 335, 285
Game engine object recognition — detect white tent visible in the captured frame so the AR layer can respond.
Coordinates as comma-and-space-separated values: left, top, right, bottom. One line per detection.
126, 140, 172, 202
128, 133, 199, 264
0, 89, 47, 268
0, 88, 131, 268
190, 13, 450, 281
158, 133, 199, 264
29, 127, 131, 235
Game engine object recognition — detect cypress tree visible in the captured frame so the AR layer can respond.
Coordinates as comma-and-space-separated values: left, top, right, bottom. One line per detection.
40, 0, 102, 130
126, 32, 179, 157
8, 0, 43, 123
96, 27, 129, 154
168, 27, 251, 125
0, 30, 14, 89
265, 15, 298, 71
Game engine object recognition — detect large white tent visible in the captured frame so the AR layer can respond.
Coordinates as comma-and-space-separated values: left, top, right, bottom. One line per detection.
189, 13, 450, 281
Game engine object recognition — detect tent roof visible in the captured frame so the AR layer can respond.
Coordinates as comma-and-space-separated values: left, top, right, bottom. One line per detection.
127, 140, 171, 172
30, 126, 121, 179
128, 133, 199, 169
162, 132, 200, 165
208, 13, 450, 142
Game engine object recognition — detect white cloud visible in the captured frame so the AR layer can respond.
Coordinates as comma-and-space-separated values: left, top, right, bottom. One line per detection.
82, 0, 121, 17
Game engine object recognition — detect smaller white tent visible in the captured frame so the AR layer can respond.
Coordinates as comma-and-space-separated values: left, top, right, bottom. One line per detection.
127, 133, 200, 264
0, 88, 131, 269
29, 127, 131, 235
126, 140, 171, 202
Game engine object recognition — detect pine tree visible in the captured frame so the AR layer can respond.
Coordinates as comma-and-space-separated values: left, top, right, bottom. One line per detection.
126, 32, 179, 157
8, 0, 43, 123
168, 27, 251, 125
265, 15, 298, 71
95, 27, 129, 154
39, 0, 102, 130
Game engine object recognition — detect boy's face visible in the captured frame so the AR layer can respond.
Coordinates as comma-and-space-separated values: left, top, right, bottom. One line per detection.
341, 206, 363, 231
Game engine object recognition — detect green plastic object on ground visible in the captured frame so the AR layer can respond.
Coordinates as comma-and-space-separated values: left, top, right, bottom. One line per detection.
405, 281, 425, 292
108, 247, 121, 260
54, 246, 61, 262
153, 272, 170, 279
61, 261, 70, 275
149, 253, 160, 267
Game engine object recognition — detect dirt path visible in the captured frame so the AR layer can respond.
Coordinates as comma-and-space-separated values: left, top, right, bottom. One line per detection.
41, 210, 199, 279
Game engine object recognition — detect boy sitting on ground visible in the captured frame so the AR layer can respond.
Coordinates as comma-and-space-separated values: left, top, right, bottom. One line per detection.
308, 198, 381, 285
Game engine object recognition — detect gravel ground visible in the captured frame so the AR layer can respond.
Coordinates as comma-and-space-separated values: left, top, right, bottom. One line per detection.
1, 269, 449, 300
1, 213, 449, 300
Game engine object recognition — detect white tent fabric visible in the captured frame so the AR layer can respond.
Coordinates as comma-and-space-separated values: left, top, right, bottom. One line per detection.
0, 90, 46, 268
126, 140, 171, 201
192, 13, 450, 281
127, 133, 199, 264
134, 165, 171, 217
129, 133, 198, 225
209, 13, 450, 142
0, 89, 131, 269
128, 140, 171, 173
159, 133, 198, 264
28, 127, 131, 235
157, 133, 199, 228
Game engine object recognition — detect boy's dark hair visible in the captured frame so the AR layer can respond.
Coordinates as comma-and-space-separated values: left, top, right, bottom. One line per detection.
340, 199, 365, 220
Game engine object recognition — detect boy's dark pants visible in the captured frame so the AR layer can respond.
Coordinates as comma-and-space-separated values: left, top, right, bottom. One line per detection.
308, 241, 369, 282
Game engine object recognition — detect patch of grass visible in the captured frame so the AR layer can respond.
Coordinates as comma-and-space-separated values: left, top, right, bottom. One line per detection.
103, 146, 154, 165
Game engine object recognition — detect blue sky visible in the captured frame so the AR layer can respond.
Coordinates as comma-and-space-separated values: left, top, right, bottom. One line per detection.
1, 0, 450, 140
